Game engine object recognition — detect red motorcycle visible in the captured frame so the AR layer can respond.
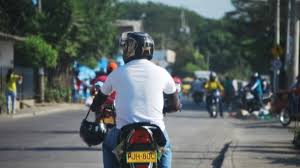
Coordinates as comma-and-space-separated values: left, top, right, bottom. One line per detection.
114, 122, 166, 168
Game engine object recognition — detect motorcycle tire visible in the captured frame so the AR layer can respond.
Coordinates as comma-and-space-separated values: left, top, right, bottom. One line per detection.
279, 108, 291, 127
211, 105, 218, 118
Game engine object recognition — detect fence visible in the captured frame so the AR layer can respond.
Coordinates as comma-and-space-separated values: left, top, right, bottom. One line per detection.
0, 66, 35, 100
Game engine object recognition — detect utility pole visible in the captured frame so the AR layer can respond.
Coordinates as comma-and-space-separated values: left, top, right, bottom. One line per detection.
275, 0, 280, 45
291, 0, 299, 82
285, 0, 292, 72
38, 0, 42, 12
272, 0, 281, 92
287, 0, 300, 85
37, 0, 45, 102
292, 20, 300, 80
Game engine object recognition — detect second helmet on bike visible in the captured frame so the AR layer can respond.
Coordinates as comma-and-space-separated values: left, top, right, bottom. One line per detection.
80, 115, 107, 147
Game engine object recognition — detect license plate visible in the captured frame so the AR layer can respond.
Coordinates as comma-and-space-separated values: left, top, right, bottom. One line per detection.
103, 117, 114, 124
127, 151, 157, 163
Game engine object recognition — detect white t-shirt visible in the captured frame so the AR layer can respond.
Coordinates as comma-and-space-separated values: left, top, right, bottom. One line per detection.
101, 59, 176, 131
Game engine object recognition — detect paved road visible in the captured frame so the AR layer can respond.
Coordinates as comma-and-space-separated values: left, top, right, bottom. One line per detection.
0, 98, 299, 168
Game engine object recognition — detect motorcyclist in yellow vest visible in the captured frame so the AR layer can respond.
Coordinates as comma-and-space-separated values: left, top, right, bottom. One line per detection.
204, 72, 225, 117
204, 72, 224, 92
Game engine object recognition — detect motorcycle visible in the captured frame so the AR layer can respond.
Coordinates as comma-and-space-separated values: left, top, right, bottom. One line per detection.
239, 87, 272, 113
113, 122, 167, 168
207, 89, 222, 118
271, 92, 300, 127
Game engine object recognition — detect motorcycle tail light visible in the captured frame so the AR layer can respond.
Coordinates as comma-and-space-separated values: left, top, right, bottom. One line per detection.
129, 128, 152, 144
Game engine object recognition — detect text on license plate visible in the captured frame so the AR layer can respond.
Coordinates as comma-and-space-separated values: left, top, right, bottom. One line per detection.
127, 151, 157, 163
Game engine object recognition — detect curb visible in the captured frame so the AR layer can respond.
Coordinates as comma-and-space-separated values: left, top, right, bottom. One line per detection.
1, 104, 86, 120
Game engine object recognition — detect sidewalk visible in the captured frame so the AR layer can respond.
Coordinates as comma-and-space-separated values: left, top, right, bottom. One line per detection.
223, 119, 300, 168
0, 103, 86, 120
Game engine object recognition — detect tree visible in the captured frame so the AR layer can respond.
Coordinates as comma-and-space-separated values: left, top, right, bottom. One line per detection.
225, 0, 275, 73
15, 35, 58, 68
0, 0, 37, 35
118, 1, 209, 76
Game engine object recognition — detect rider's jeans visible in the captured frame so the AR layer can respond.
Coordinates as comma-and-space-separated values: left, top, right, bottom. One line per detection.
206, 95, 224, 116
102, 127, 172, 168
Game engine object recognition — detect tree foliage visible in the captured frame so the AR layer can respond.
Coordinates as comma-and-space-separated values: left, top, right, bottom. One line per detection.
119, 1, 281, 78
16, 35, 58, 68
1, 0, 284, 80
0, 0, 36, 35
118, 1, 209, 76
1, 0, 118, 70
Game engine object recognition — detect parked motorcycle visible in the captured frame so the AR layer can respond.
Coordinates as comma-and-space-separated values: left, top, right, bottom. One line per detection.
113, 122, 167, 168
239, 87, 272, 113
271, 92, 300, 127
207, 89, 222, 118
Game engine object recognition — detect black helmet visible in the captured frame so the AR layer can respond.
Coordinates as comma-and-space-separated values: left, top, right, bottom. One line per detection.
251, 72, 259, 81
119, 32, 154, 63
80, 111, 107, 146
209, 72, 217, 81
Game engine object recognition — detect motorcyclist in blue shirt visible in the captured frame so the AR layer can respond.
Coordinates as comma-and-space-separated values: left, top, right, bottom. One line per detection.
249, 72, 264, 107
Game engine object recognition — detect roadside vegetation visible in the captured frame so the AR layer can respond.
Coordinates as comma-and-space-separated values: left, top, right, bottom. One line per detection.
0, 0, 288, 95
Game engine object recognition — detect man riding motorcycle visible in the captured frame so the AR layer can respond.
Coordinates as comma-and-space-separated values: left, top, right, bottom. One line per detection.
204, 72, 224, 117
248, 72, 264, 108
90, 32, 181, 168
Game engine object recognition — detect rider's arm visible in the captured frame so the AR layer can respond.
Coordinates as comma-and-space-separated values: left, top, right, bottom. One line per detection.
90, 75, 113, 112
163, 71, 181, 113
90, 91, 108, 112
217, 81, 224, 92
163, 91, 181, 113
251, 81, 259, 91
204, 82, 209, 90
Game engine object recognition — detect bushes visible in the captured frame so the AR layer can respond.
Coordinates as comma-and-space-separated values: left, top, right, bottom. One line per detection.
16, 35, 58, 68
45, 87, 71, 103
0, 91, 5, 113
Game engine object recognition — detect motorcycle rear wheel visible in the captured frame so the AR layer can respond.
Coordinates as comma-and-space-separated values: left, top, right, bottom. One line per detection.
279, 108, 291, 127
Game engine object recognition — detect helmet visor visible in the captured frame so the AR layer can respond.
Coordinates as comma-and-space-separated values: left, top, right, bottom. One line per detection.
119, 31, 132, 47
119, 32, 137, 58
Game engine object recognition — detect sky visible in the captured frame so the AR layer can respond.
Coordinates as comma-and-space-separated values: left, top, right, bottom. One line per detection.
130, 0, 235, 19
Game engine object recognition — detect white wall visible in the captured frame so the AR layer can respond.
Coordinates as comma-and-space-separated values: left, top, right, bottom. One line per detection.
0, 40, 14, 68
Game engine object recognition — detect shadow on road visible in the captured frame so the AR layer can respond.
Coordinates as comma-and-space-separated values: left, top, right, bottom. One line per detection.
173, 156, 214, 160
233, 120, 287, 129
266, 156, 300, 166
173, 150, 219, 154
34, 130, 79, 134
0, 146, 101, 151
233, 145, 295, 150
236, 148, 299, 155
0, 130, 79, 134
166, 114, 211, 119
212, 141, 232, 168
182, 103, 206, 111
231, 141, 300, 167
